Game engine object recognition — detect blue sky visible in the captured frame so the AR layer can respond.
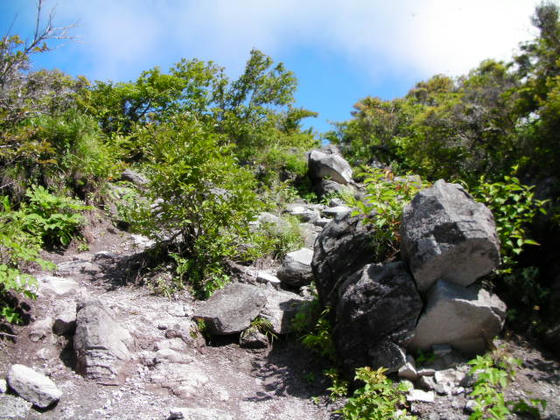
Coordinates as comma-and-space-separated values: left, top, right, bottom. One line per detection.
1, 0, 541, 133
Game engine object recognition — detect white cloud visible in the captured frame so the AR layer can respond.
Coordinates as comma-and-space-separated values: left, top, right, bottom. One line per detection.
51, 0, 540, 81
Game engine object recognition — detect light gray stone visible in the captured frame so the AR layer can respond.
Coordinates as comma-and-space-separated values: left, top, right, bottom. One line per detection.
398, 355, 418, 381
74, 299, 133, 384
7, 364, 62, 408
407, 389, 435, 403
53, 308, 77, 336
409, 280, 506, 354
239, 327, 269, 349
28, 317, 53, 342
154, 349, 193, 364
256, 270, 281, 287
401, 180, 501, 292
299, 223, 321, 248
277, 248, 314, 288
259, 289, 309, 335
308, 149, 353, 185
0, 394, 32, 419
0, 379, 7, 393
285, 204, 320, 223
35, 275, 80, 297
322, 205, 351, 219
193, 283, 266, 335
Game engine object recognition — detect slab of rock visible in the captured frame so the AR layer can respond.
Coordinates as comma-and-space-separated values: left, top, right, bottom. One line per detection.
308, 149, 353, 185
35, 275, 80, 297
277, 248, 314, 287
0, 394, 32, 419
407, 389, 435, 403
322, 205, 352, 219
260, 289, 309, 334
256, 270, 281, 288
312, 212, 377, 308
7, 364, 62, 408
409, 280, 506, 354
74, 300, 133, 384
314, 178, 351, 198
334, 262, 423, 375
401, 180, 500, 292
28, 317, 53, 342
193, 283, 266, 335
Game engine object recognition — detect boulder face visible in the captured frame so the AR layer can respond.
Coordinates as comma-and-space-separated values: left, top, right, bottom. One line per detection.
312, 212, 376, 308
193, 283, 267, 335
74, 300, 133, 384
409, 280, 507, 354
308, 149, 353, 185
277, 247, 314, 288
334, 262, 423, 375
401, 180, 500, 292
7, 364, 62, 409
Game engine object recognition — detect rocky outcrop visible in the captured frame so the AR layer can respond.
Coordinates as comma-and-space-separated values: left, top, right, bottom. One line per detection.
74, 300, 134, 384
193, 283, 267, 335
277, 247, 314, 288
401, 180, 500, 293
312, 212, 376, 308
7, 364, 62, 408
334, 262, 423, 374
308, 149, 353, 185
409, 280, 506, 354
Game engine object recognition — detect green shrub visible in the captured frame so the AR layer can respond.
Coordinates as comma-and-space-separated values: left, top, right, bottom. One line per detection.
243, 215, 304, 262
347, 168, 428, 261
337, 367, 415, 420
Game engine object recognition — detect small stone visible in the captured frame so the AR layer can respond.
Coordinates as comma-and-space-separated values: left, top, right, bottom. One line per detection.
398, 355, 418, 381
465, 400, 478, 414
256, 271, 281, 287
28, 317, 53, 342
0, 379, 7, 393
239, 327, 269, 349
407, 389, 435, 403
7, 364, 62, 408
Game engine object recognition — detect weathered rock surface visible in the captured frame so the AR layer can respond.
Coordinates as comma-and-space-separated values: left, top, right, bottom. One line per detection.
7, 364, 62, 408
409, 280, 506, 354
322, 205, 351, 219
312, 212, 376, 308
193, 283, 267, 335
401, 180, 500, 292
285, 203, 320, 223
168, 407, 234, 420
74, 299, 134, 384
334, 262, 423, 375
35, 274, 81, 297
277, 247, 314, 287
308, 149, 353, 185
28, 317, 53, 342
260, 288, 309, 334
0, 394, 32, 419
53, 307, 77, 336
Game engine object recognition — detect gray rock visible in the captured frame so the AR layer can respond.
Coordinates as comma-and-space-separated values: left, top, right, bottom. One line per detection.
401, 180, 501, 292
409, 280, 506, 354
154, 349, 194, 364
308, 149, 353, 185
314, 179, 352, 198
28, 317, 53, 342
35, 275, 80, 297
53, 307, 77, 336
312, 212, 377, 309
74, 299, 133, 384
277, 248, 314, 288
322, 205, 352, 219
299, 223, 321, 248
260, 288, 309, 334
168, 407, 233, 420
121, 168, 148, 187
314, 217, 331, 228
252, 212, 290, 233
0, 394, 32, 419
285, 204, 320, 223
256, 270, 281, 288
398, 355, 418, 381
7, 364, 62, 408
407, 389, 435, 403
239, 327, 269, 349
334, 262, 423, 375
0, 379, 7, 393
193, 283, 266, 335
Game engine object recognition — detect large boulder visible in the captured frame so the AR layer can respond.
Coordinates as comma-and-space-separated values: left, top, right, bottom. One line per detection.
277, 248, 314, 288
409, 280, 507, 354
7, 364, 62, 409
312, 212, 376, 308
260, 288, 309, 334
308, 149, 353, 185
334, 262, 423, 375
74, 300, 134, 384
193, 283, 267, 335
401, 180, 500, 292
